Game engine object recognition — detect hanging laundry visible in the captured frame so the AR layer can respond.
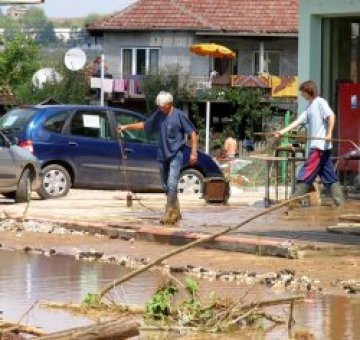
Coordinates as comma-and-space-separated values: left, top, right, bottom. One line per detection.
90, 77, 101, 89
90, 77, 114, 93
113, 79, 125, 92
103, 79, 114, 93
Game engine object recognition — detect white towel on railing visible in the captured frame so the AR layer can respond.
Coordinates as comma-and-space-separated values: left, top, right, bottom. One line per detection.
90, 77, 114, 93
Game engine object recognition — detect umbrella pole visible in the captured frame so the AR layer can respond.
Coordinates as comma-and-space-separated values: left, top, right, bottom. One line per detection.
205, 100, 211, 154
100, 53, 105, 106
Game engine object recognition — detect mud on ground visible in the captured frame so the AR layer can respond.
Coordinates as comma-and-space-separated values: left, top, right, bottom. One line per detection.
0, 230, 358, 296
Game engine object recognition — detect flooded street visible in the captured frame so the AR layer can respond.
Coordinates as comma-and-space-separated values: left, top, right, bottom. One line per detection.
0, 250, 359, 339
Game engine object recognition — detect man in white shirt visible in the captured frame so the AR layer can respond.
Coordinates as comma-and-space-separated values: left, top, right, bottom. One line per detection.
273, 80, 344, 206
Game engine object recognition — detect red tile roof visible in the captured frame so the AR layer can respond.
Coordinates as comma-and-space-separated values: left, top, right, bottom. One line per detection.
88, 0, 298, 34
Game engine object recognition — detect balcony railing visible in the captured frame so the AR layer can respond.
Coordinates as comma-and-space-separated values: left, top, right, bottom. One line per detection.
89, 74, 299, 100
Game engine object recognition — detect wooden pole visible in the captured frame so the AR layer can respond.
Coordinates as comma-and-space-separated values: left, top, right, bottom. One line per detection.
254, 132, 360, 150
37, 318, 139, 340
0, 322, 47, 337
240, 295, 304, 311
98, 194, 310, 298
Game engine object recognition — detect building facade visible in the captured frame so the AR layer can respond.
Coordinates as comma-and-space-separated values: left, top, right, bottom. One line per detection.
299, 0, 360, 171
88, 0, 299, 101
299, 0, 360, 109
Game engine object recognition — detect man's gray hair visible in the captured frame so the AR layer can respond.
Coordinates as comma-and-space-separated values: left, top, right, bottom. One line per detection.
156, 91, 173, 107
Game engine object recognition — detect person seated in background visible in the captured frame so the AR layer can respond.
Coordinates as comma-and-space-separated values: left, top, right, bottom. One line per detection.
243, 135, 254, 153
91, 57, 110, 77
223, 130, 238, 159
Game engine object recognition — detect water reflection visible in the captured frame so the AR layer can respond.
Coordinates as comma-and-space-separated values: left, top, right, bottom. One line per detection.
0, 250, 359, 339
0, 250, 160, 332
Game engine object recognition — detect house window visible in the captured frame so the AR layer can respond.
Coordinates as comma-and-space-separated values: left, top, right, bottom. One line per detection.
210, 49, 238, 76
149, 49, 159, 74
136, 49, 146, 75
122, 49, 133, 76
121, 48, 159, 77
253, 51, 281, 75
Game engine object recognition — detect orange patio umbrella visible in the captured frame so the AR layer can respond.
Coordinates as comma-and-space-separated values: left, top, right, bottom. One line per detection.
190, 43, 236, 59
190, 44, 236, 154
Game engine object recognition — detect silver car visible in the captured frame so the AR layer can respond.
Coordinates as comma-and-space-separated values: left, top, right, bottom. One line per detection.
0, 131, 40, 203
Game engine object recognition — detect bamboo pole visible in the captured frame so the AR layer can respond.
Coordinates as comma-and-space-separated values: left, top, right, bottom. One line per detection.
98, 195, 310, 298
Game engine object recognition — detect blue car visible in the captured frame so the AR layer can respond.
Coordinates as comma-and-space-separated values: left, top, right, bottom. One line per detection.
0, 105, 223, 199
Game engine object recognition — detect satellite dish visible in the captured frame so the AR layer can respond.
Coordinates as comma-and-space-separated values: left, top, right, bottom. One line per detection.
64, 48, 87, 71
32, 68, 62, 89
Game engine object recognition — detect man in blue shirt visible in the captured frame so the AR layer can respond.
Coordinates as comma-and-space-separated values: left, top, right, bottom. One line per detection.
119, 91, 198, 225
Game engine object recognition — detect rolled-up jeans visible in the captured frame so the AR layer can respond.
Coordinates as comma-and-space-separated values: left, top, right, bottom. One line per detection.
159, 149, 183, 197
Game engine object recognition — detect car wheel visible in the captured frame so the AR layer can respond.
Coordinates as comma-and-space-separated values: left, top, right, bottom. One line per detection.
15, 168, 32, 203
38, 164, 71, 199
178, 169, 204, 195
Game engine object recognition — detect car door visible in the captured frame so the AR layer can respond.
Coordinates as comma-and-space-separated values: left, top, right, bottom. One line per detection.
112, 111, 162, 191
64, 109, 122, 188
0, 133, 18, 188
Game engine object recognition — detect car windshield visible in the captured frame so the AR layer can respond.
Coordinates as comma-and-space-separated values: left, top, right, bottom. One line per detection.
0, 108, 37, 132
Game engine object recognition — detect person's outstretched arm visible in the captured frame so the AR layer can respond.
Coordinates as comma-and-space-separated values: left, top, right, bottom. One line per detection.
273, 110, 307, 138
118, 122, 145, 131
273, 120, 301, 138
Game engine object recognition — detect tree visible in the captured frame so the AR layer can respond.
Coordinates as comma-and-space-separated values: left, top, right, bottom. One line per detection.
22, 7, 53, 44
0, 35, 40, 91
0, 16, 21, 41
142, 64, 193, 112
15, 63, 88, 105
37, 21, 57, 45
23, 7, 47, 31
84, 13, 104, 26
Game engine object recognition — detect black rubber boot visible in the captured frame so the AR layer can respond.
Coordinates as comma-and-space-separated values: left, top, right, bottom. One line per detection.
160, 195, 172, 225
168, 195, 181, 225
286, 182, 312, 211
175, 197, 182, 221
330, 182, 344, 207
293, 182, 311, 198
160, 202, 169, 225
161, 195, 179, 226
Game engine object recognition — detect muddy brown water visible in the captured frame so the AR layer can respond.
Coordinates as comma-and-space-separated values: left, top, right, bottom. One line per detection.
0, 251, 359, 339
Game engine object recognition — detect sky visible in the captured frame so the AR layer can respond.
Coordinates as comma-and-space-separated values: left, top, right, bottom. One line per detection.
6, 0, 137, 18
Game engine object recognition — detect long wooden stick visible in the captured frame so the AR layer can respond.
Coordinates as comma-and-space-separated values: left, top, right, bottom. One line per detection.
98, 194, 310, 298
37, 317, 139, 340
240, 296, 304, 311
254, 132, 360, 150
0, 322, 47, 337
40, 301, 145, 314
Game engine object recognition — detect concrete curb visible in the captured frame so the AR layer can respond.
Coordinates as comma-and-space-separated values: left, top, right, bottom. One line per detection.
9, 215, 300, 258
327, 225, 360, 236
8, 215, 360, 259
134, 227, 299, 258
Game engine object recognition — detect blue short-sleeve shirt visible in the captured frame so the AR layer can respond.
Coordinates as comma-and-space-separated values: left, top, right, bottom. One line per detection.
144, 108, 196, 161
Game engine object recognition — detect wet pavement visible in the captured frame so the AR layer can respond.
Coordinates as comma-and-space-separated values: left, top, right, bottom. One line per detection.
0, 250, 359, 339
2, 188, 359, 249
